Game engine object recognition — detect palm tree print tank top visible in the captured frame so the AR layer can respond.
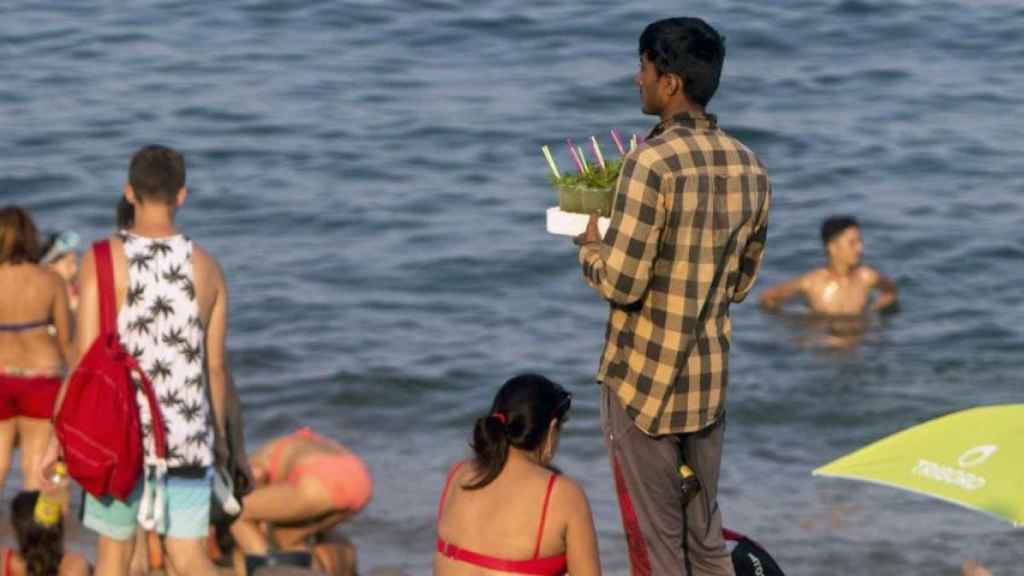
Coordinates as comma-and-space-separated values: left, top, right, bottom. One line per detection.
118, 232, 213, 469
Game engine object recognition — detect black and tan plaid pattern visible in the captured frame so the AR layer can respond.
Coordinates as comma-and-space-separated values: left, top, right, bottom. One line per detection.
579, 111, 771, 435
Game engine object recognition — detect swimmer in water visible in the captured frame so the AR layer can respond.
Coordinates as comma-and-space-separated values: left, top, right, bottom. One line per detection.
759, 216, 898, 317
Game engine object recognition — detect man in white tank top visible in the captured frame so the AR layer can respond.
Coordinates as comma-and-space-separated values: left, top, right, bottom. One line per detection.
40, 146, 233, 576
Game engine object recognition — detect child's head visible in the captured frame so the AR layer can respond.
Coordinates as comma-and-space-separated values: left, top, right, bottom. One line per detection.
11, 491, 64, 576
40, 230, 80, 282
821, 216, 863, 267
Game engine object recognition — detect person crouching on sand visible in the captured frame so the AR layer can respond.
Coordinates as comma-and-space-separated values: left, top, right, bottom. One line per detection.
229, 429, 372, 576
435, 373, 601, 576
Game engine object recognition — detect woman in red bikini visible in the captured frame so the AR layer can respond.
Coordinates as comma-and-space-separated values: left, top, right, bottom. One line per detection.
436, 374, 601, 575
0, 207, 73, 496
229, 428, 373, 576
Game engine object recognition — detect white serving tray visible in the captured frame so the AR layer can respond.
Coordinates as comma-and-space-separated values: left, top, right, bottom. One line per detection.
545, 206, 610, 237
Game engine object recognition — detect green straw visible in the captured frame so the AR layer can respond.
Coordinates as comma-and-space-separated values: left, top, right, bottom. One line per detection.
577, 146, 589, 171
541, 145, 561, 178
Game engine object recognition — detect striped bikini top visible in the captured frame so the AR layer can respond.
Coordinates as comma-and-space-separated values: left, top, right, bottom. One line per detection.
118, 232, 212, 469
436, 462, 568, 575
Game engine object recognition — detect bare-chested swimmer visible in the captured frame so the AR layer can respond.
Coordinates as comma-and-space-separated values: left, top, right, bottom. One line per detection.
759, 216, 897, 316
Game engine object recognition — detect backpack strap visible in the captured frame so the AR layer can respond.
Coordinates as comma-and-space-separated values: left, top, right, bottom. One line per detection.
91, 239, 167, 460
92, 240, 117, 336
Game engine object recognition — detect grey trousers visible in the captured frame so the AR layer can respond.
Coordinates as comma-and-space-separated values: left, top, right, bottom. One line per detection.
601, 387, 734, 576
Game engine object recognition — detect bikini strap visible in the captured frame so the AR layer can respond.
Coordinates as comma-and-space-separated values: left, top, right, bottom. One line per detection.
532, 473, 559, 559
436, 461, 465, 521
3, 547, 12, 576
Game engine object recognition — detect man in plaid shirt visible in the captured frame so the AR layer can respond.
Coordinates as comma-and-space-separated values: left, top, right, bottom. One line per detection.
576, 17, 771, 576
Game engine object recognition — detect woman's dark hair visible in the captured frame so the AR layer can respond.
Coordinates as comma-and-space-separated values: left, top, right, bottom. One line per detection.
638, 17, 726, 108
116, 197, 135, 229
0, 206, 40, 265
11, 491, 64, 576
465, 373, 572, 490
821, 215, 859, 245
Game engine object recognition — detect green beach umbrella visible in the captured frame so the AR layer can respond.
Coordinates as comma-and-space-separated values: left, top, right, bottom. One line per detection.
813, 404, 1024, 527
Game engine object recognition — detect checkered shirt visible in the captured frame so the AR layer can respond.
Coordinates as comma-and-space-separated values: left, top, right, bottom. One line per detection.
579, 111, 771, 435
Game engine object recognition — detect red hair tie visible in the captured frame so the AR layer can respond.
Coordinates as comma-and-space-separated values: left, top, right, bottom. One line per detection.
491, 412, 507, 425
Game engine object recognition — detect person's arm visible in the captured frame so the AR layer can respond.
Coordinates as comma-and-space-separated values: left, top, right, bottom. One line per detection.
204, 259, 230, 449
49, 270, 74, 367
38, 249, 100, 487
577, 151, 665, 306
758, 274, 807, 312
961, 560, 993, 576
734, 184, 771, 303
562, 478, 601, 576
868, 268, 898, 312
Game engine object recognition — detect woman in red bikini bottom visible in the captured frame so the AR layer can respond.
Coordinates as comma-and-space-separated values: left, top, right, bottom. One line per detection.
230, 427, 373, 576
436, 374, 602, 576
0, 207, 73, 496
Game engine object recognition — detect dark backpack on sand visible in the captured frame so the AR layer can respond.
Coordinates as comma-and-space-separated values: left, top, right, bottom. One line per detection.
54, 240, 167, 500
724, 528, 787, 576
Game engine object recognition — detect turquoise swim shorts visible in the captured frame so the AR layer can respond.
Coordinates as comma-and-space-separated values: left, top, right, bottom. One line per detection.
83, 468, 212, 541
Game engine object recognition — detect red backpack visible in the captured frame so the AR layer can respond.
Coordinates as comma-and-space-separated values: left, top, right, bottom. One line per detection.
54, 240, 167, 500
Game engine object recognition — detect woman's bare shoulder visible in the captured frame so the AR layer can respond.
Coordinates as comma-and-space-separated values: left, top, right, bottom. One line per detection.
547, 473, 592, 518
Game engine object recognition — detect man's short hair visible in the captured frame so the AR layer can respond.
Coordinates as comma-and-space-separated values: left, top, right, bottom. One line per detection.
129, 145, 186, 205
821, 216, 859, 245
638, 17, 726, 108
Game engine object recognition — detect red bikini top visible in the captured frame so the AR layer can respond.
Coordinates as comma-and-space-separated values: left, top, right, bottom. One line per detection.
436, 462, 568, 575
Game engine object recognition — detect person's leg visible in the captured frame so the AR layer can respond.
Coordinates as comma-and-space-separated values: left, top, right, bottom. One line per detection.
83, 480, 144, 576
163, 537, 219, 576
601, 386, 687, 576
270, 511, 350, 551
0, 417, 16, 495
312, 535, 357, 576
241, 480, 333, 523
127, 529, 151, 576
161, 471, 219, 576
95, 534, 138, 576
680, 415, 734, 576
15, 417, 51, 490
232, 517, 271, 554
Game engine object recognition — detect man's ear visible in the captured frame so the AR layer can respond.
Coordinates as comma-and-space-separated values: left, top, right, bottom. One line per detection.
124, 184, 137, 205
667, 72, 685, 97
176, 187, 188, 208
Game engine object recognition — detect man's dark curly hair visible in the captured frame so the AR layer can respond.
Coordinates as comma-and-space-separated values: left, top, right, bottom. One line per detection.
638, 17, 726, 108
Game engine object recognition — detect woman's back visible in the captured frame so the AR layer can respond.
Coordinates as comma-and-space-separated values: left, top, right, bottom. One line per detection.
0, 263, 68, 372
436, 374, 600, 575
435, 458, 594, 576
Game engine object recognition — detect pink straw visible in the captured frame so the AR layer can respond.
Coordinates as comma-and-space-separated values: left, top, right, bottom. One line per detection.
566, 138, 585, 173
610, 129, 626, 155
